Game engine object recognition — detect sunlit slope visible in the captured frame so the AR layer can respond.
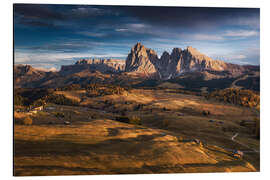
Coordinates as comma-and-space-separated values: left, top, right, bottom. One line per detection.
14, 119, 255, 176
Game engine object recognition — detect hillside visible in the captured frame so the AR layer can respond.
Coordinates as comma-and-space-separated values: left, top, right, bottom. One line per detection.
14, 88, 259, 175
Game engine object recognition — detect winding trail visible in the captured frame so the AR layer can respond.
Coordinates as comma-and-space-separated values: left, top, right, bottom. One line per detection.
231, 133, 239, 141
230, 72, 259, 89
230, 133, 259, 153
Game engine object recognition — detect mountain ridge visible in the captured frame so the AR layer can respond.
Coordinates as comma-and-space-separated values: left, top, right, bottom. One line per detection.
125, 43, 242, 79
14, 43, 259, 91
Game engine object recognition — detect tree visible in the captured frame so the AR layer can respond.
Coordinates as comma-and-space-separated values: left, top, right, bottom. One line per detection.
23, 116, 33, 125
32, 99, 45, 107
14, 94, 24, 106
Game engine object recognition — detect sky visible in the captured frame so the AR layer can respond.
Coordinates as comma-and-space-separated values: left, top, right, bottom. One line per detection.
14, 4, 260, 70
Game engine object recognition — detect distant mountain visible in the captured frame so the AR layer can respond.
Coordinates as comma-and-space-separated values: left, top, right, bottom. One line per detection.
61, 58, 125, 76
14, 43, 260, 92
125, 43, 158, 75
14, 64, 47, 88
125, 43, 249, 80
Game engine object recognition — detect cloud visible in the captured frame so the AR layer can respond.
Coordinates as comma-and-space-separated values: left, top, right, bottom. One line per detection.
14, 4, 64, 20
16, 18, 55, 27
190, 34, 225, 41
76, 31, 107, 37
14, 4, 113, 28
228, 16, 260, 29
118, 6, 259, 30
115, 28, 129, 32
128, 24, 147, 29
211, 48, 259, 65
115, 23, 151, 34
221, 54, 247, 60
224, 30, 259, 37
183, 29, 259, 42
70, 7, 108, 17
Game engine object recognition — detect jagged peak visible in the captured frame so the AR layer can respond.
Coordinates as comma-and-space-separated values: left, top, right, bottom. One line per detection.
147, 48, 157, 55
15, 64, 34, 72
185, 46, 202, 55
187, 46, 195, 50
172, 48, 182, 52
132, 42, 145, 51
161, 51, 170, 57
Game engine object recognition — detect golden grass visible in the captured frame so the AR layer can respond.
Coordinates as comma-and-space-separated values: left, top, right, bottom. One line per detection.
14, 89, 259, 175
14, 119, 256, 176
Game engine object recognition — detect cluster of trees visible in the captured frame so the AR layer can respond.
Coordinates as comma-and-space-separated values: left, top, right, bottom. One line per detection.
55, 84, 83, 91
14, 83, 126, 108
14, 87, 79, 107
115, 115, 142, 125
235, 77, 260, 91
85, 84, 126, 97
14, 93, 24, 106
14, 88, 54, 106
168, 75, 237, 92
55, 83, 130, 93
206, 88, 260, 108
44, 94, 79, 106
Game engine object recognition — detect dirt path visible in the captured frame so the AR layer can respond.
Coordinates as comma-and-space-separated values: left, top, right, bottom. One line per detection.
230, 133, 259, 153
230, 73, 259, 89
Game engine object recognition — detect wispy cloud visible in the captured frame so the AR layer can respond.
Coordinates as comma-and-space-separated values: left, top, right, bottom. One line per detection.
115, 23, 151, 34
70, 7, 106, 17
190, 34, 225, 41
115, 28, 129, 32
76, 31, 107, 37
224, 30, 259, 37
186, 29, 259, 42
229, 16, 260, 29
211, 47, 259, 65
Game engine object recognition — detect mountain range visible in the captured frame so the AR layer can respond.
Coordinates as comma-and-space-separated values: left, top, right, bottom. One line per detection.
14, 43, 260, 92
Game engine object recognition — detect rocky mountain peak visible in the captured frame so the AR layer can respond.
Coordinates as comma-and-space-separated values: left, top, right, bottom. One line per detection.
133, 42, 144, 51
161, 51, 170, 58
14, 64, 38, 75
172, 48, 182, 54
186, 46, 195, 51
171, 48, 182, 58
125, 43, 157, 75
185, 46, 203, 56
125, 43, 231, 78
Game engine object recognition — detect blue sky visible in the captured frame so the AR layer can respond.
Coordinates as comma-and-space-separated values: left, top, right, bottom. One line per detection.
14, 4, 260, 70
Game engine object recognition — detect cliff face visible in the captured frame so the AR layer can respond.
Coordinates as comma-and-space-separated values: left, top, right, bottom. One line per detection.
60, 58, 125, 75
125, 43, 158, 75
14, 64, 47, 88
125, 44, 229, 79
59, 43, 245, 79
154, 46, 231, 79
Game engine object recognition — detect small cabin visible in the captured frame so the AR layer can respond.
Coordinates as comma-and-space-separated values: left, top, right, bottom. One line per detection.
33, 106, 43, 111
64, 121, 71, 125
